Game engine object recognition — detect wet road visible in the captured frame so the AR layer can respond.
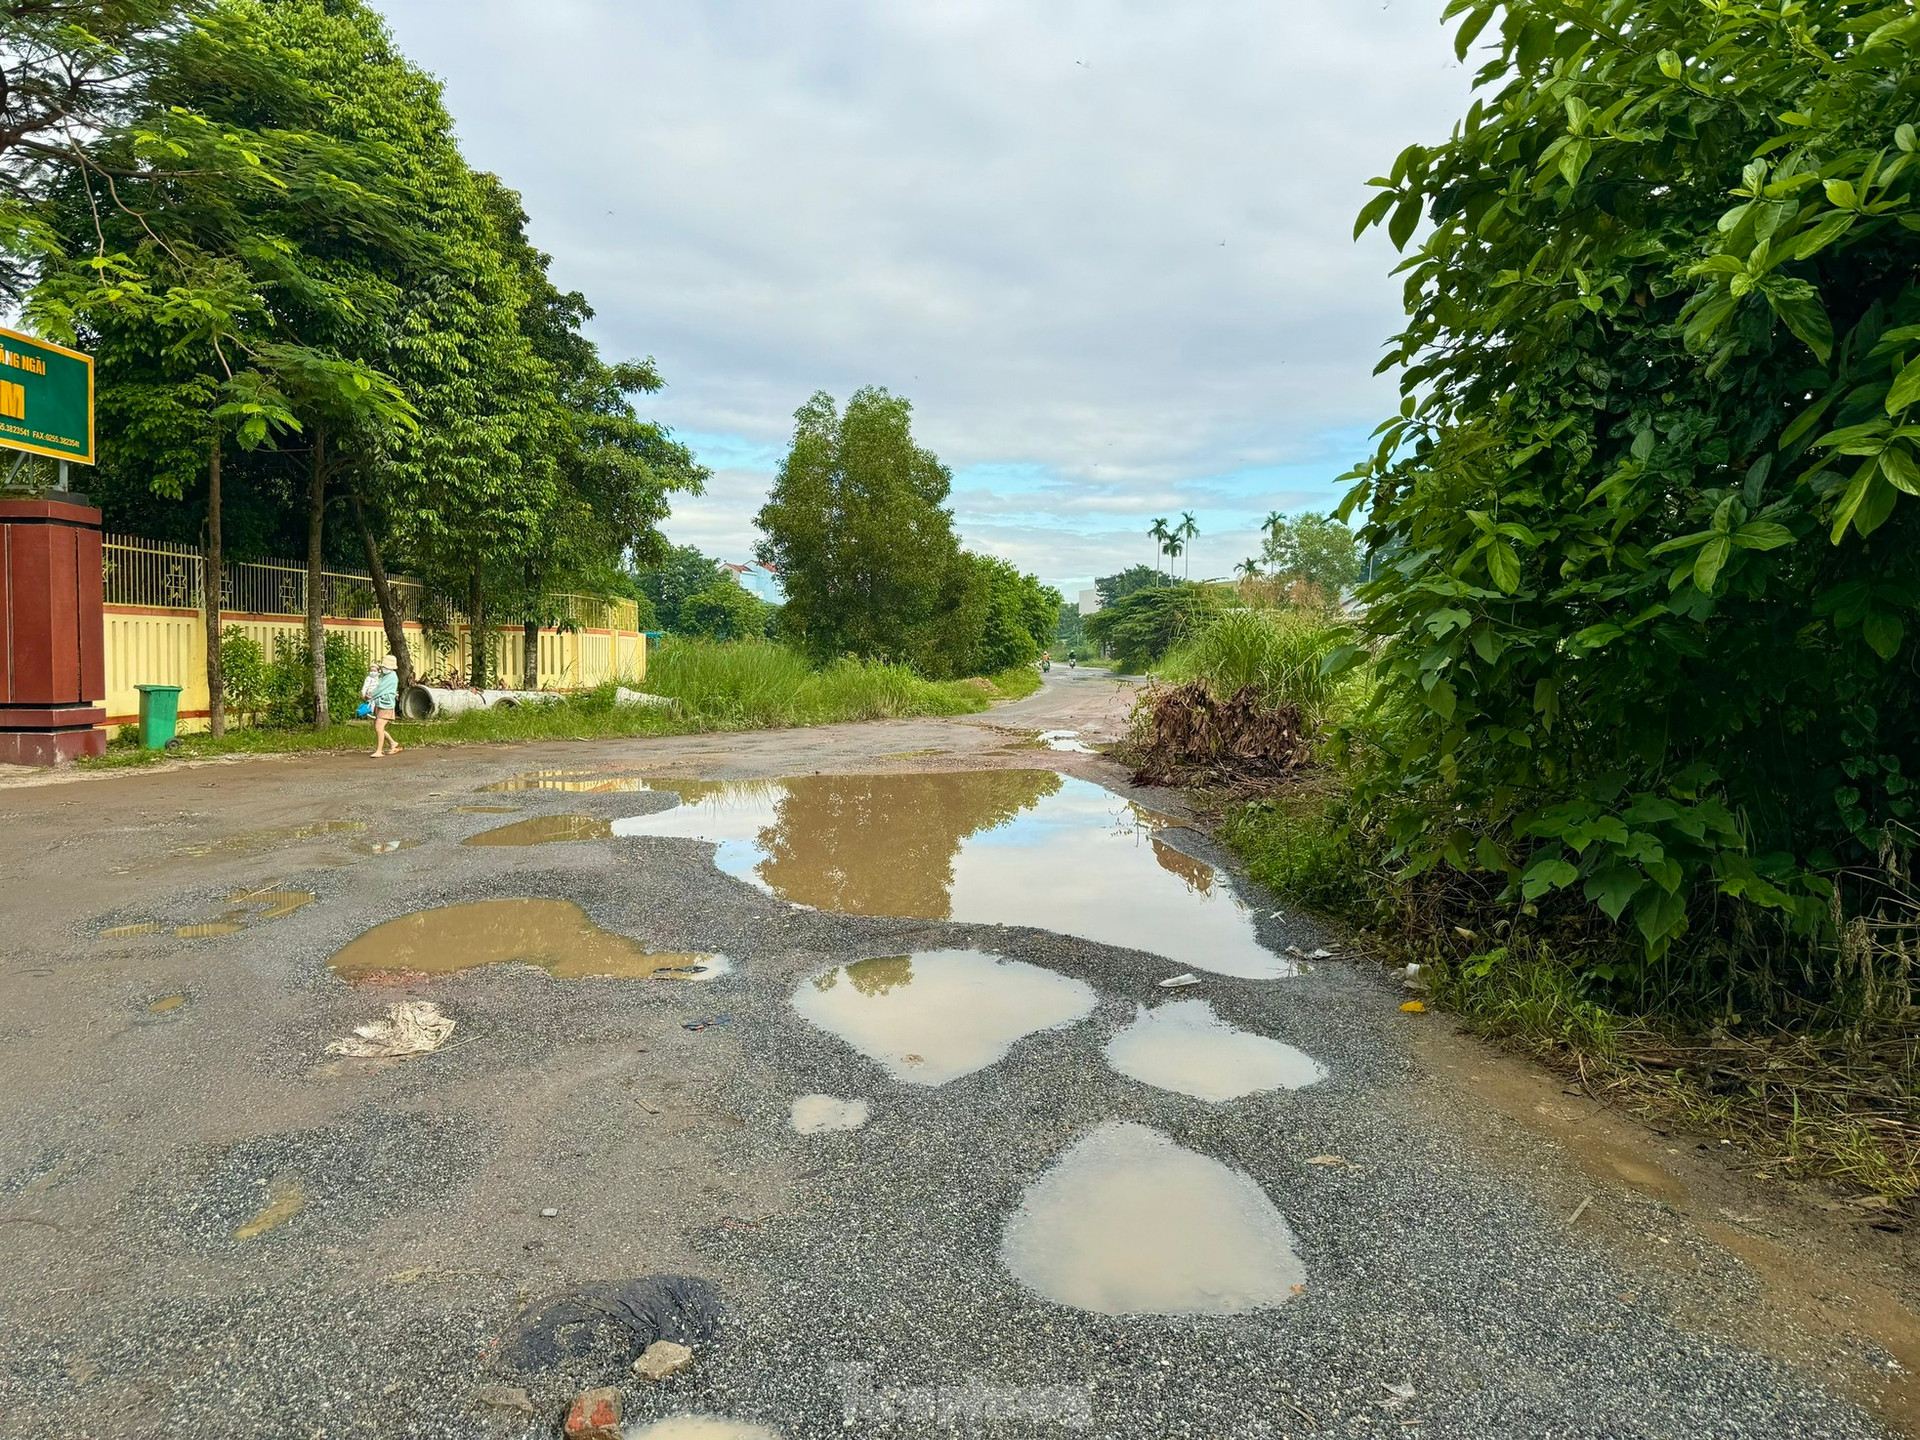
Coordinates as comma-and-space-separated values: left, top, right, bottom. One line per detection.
0, 669, 1914, 1439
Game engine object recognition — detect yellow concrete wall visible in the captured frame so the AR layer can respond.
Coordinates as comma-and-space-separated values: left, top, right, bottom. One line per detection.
103, 608, 645, 732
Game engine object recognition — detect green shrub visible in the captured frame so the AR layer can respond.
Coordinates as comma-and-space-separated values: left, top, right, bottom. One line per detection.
219, 628, 270, 724
1223, 794, 1373, 922
1083, 583, 1219, 672
260, 632, 367, 727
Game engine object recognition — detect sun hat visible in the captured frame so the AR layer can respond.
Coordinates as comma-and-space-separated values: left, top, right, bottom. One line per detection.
381, 653, 398, 669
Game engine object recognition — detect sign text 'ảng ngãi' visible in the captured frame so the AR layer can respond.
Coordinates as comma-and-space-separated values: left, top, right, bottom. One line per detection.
0, 325, 94, 466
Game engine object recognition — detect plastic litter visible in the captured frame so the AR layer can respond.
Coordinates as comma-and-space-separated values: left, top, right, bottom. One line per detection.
1399, 1000, 1426, 1014
1157, 973, 1202, 989
326, 1000, 454, 1058
498, 1274, 723, 1371
614, 687, 676, 709
682, 1014, 733, 1031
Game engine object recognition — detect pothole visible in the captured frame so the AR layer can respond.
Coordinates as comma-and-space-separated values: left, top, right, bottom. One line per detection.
1104, 1000, 1326, 1100
463, 815, 614, 847
792, 950, 1095, 1085
328, 899, 725, 983
999, 1121, 1305, 1315
611, 771, 1294, 978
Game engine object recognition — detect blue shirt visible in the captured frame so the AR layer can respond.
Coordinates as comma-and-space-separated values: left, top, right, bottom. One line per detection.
371, 669, 399, 710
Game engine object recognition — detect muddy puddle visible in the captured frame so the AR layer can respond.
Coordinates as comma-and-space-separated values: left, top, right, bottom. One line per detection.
463, 815, 613, 846
789, 1094, 871, 1133
234, 1176, 305, 1240
611, 771, 1294, 978
481, 770, 649, 793
327, 899, 725, 984
106, 888, 315, 942
452, 804, 519, 814
179, 819, 364, 856
792, 950, 1095, 1085
1105, 1000, 1326, 1101
1000, 1121, 1304, 1315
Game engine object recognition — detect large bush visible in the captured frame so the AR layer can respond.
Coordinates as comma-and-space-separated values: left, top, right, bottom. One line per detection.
1340, 0, 1920, 975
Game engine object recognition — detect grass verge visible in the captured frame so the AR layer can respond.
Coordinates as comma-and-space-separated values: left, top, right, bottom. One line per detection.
1218, 785, 1919, 1201
81, 642, 1043, 771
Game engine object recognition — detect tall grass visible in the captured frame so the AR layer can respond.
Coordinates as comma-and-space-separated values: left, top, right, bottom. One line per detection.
84, 638, 1016, 768
1157, 607, 1359, 725
645, 639, 994, 726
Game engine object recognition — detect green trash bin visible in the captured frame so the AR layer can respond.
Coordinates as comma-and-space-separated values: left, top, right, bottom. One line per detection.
134, 684, 183, 750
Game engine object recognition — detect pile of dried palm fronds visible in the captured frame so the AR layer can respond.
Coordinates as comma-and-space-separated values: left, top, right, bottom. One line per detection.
1126, 681, 1313, 787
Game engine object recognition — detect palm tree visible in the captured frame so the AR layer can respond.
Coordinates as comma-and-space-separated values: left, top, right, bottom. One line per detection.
1234, 556, 1261, 580
1177, 512, 1199, 579
1262, 510, 1285, 539
1148, 517, 1171, 582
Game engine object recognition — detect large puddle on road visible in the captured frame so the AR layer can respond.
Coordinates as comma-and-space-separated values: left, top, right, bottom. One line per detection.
463, 815, 614, 846
611, 771, 1293, 978
481, 770, 650, 793
328, 899, 724, 984
1104, 1000, 1326, 1101
793, 950, 1096, 1085
1000, 1121, 1305, 1315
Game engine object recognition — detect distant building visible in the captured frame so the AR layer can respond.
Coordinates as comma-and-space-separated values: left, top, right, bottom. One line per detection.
1078, 588, 1102, 615
723, 561, 784, 604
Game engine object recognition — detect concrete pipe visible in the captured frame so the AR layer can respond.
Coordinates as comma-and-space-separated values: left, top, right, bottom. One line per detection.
398, 685, 491, 721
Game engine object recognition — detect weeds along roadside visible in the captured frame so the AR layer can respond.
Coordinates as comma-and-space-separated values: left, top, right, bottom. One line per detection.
81, 640, 1044, 769
1127, 605, 1919, 1206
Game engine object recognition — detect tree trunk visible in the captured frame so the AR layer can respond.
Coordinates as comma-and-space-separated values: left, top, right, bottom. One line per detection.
349, 487, 413, 691
468, 569, 487, 688
307, 424, 328, 728
522, 560, 539, 689
204, 432, 225, 737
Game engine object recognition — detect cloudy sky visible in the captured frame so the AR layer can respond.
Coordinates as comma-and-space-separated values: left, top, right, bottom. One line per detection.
376, 0, 1474, 596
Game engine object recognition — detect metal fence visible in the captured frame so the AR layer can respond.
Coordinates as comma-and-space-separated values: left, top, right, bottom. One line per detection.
100, 533, 637, 630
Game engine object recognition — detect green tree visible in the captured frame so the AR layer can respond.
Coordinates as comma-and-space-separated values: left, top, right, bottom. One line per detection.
1261, 512, 1361, 598
1340, 0, 1920, 976
678, 575, 768, 641
1176, 511, 1199, 579
1083, 582, 1219, 673
1096, 563, 1161, 606
756, 387, 960, 669
636, 543, 726, 633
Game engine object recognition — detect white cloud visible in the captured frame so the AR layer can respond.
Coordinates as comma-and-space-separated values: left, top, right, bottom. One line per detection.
375, 0, 1473, 590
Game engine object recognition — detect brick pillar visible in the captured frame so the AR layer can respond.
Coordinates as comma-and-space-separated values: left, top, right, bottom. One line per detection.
0, 495, 106, 764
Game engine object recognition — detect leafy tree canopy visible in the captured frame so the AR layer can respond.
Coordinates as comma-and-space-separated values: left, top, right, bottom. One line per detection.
1261, 512, 1363, 597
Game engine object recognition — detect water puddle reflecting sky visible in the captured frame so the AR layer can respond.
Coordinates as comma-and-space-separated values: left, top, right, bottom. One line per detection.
611, 772, 1293, 978
1104, 1000, 1326, 1101
793, 950, 1096, 1085
1000, 1121, 1304, 1315
328, 899, 725, 984
481, 771, 650, 793
1037, 729, 1096, 753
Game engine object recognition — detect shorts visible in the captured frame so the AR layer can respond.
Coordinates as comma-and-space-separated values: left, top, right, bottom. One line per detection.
374, 707, 395, 719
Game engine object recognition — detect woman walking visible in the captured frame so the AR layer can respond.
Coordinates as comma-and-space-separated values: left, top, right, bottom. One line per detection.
370, 653, 403, 758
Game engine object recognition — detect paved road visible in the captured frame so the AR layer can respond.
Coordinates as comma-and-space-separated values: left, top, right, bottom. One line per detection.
0, 669, 1912, 1439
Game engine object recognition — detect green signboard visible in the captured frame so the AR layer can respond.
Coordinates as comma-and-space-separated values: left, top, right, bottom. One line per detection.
0, 324, 93, 466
